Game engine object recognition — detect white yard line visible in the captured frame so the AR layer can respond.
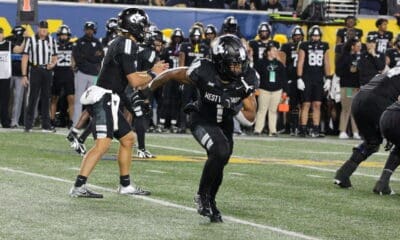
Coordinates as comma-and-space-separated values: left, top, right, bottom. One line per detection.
0, 166, 320, 240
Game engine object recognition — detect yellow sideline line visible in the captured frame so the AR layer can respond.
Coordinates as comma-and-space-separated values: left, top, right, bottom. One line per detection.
132, 155, 384, 168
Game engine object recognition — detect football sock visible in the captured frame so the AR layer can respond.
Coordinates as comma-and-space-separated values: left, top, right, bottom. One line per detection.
75, 175, 87, 187
120, 175, 130, 187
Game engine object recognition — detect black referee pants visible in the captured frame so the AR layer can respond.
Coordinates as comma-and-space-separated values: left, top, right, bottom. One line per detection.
24, 66, 52, 130
0, 78, 11, 127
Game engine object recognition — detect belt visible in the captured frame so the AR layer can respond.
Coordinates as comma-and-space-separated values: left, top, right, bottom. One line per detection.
31, 64, 48, 69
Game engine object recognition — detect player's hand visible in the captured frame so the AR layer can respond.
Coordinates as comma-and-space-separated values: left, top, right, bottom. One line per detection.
22, 76, 29, 87
297, 78, 305, 91
323, 77, 332, 92
151, 60, 169, 75
240, 78, 255, 96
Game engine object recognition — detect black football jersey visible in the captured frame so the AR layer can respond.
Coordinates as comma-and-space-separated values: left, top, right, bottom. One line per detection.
249, 39, 280, 63
368, 31, 393, 54
179, 42, 209, 66
281, 41, 301, 79
97, 36, 138, 96
187, 58, 259, 124
299, 41, 329, 75
336, 28, 363, 44
361, 67, 400, 103
162, 45, 180, 68
56, 41, 73, 68
137, 45, 158, 71
386, 48, 400, 68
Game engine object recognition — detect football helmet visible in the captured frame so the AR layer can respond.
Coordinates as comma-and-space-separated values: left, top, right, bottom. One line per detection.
189, 26, 202, 43
57, 24, 71, 36
257, 22, 272, 40
308, 25, 322, 41
211, 34, 248, 82
84, 21, 97, 34
205, 24, 217, 36
223, 16, 238, 34
106, 17, 118, 33
118, 7, 149, 42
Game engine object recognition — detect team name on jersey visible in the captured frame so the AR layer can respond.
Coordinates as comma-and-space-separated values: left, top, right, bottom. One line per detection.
204, 92, 241, 104
188, 52, 205, 58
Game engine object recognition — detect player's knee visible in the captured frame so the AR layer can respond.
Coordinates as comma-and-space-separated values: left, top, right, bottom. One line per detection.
353, 142, 380, 158
209, 142, 231, 162
120, 132, 135, 148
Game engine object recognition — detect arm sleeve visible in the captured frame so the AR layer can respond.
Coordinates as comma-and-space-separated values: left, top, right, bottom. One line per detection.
120, 53, 137, 75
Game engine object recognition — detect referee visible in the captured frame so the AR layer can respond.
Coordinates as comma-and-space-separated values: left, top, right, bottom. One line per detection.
21, 20, 58, 132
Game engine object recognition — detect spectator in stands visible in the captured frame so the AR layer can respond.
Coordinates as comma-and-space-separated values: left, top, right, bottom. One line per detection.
252, 0, 285, 10
367, 18, 393, 54
254, 43, 288, 136
0, 27, 12, 128
336, 38, 361, 139
387, 0, 400, 16
166, 0, 190, 6
359, 0, 381, 15
194, 0, 227, 8
72, 21, 103, 126
336, 16, 363, 45
386, 34, 400, 68
152, 0, 165, 5
6, 26, 26, 128
357, 34, 385, 86
230, 0, 251, 9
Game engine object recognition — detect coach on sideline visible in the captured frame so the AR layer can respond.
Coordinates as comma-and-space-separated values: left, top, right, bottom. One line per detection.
21, 20, 58, 132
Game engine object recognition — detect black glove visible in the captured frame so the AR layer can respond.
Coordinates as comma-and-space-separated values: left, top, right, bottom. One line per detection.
239, 78, 255, 96
183, 101, 200, 114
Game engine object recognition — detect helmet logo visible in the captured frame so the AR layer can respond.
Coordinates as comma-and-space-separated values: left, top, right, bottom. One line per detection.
129, 13, 145, 24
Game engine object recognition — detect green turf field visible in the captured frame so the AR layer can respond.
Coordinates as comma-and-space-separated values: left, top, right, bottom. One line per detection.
1, 129, 399, 240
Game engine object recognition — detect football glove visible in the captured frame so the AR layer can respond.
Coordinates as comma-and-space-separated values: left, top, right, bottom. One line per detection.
297, 78, 305, 91
323, 76, 332, 92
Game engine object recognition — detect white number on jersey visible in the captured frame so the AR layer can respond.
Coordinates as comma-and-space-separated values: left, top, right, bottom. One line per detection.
308, 50, 323, 67
57, 50, 72, 67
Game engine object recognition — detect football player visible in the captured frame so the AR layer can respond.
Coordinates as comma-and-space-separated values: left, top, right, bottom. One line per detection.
296, 25, 331, 137
367, 18, 393, 54
334, 67, 400, 190
69, 8, 168, 198
248, 22, 280, 65
336, 16, 363, 44
385, 34, 400, 68
51, 25, 75, 128
280, 25, 304, 136
149, 34, 259, 222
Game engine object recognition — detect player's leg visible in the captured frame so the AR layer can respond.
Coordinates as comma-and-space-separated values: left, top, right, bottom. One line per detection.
116, 112, 150, 195
191, 123, 232, 220
373, 109, 400, 195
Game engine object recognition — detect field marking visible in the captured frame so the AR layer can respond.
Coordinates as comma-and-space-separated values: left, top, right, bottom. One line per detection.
306, 175, 328, 179
230, 172, 247, 176
146, 170, 167, 174
0, 166, 320, 240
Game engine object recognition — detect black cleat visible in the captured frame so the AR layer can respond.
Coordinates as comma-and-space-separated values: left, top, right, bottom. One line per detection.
334, 177, 352, 188
69, 185, 103, 198
194, 194, 211, 217
209, 199, 223, 223
373, 180, 395, 195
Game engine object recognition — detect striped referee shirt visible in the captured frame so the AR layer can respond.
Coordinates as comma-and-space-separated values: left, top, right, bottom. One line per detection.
23, 34, 57, 66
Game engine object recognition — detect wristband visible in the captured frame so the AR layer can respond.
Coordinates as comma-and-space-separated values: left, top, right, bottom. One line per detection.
147, 70, 157, 80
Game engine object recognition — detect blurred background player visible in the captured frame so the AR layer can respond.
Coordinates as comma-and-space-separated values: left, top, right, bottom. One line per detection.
385, 34, 400, 68
203, 24, 217, 47
178, 26, 209, 133
248, 22, 280, 65
296, 25, 331, 138
280, 25, 304, 136
156, 28, 184, 133
50, 24, 75, 129
367, 18, 393, 55
100, 17, 119, 54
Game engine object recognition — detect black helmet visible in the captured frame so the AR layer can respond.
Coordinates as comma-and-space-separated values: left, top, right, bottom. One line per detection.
211, 34, 248, 82
223, 16, 238, 34
118, 8, 149, 42
205, 24, 217, 36
106, 17, 118, 32
308, 25, 322, 40
291, 25, 304, 39
189, 26, 202, 43
12, 25, 26, 36
57, 24, 71, 36
257, 22, 271, 40
84, 21, 97, 34
171, 28, 184, 44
